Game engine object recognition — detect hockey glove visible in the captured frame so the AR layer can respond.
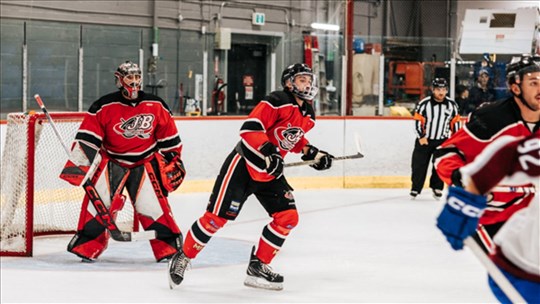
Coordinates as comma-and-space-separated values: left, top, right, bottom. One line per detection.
301, 144, 334, 171
260, 142, 284, 179
155, 152, 186, 192
436, 186, 487, 250
60, 141, 102, 187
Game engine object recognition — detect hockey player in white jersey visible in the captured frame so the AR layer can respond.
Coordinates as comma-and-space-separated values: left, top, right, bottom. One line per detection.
436, 129, 540, 303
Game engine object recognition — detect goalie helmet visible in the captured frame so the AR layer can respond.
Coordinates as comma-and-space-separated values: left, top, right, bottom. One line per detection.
281, 63, 319, 101
506, 54, 540, 85
115, 61, 142, 100
431, 78, 448, 88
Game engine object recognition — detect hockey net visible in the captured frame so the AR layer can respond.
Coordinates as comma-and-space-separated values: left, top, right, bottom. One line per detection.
0, 112, 135, 256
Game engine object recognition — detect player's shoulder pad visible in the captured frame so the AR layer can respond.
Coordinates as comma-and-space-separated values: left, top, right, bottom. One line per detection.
140, 92, 172, 113
264, 90, 295, 107
88, 91, 122, 114
467, 98, 520, 140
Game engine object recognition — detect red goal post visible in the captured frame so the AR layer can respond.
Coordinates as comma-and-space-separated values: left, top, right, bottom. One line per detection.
0, 112, 136, 256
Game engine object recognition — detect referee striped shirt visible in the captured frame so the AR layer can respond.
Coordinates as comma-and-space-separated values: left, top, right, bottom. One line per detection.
413, 96, 462, 140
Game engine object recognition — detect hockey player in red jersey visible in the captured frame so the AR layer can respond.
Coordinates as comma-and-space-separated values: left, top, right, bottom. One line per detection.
168, 63, 334, 290
60, 61, 186, 262
436, 130, 540, 303
434, 54, 540, 252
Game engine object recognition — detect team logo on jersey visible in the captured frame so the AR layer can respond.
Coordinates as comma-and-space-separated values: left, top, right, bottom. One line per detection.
113, 114, 155, 139
274, 124, 305, 151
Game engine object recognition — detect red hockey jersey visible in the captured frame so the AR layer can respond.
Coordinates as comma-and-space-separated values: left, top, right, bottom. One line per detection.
74, 91, 182, 167
236, 90, 315, 182
434, 97, 538, 225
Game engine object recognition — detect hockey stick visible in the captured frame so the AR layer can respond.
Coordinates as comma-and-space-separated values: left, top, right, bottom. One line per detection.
464, 238, 526, 303
34, 94, 155, 242
285, 133, 364, 167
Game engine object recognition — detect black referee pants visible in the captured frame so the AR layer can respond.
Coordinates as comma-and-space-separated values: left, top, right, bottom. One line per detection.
410, 138, 445, 193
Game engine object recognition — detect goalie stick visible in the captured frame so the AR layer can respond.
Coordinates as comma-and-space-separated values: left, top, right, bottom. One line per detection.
285, 133, 364, 167
34, 94, 155, 242
464, 238, 526, 303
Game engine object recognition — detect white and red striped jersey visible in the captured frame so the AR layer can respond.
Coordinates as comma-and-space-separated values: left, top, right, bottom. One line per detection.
435, 97, 538, 226
460, 130, 540, 279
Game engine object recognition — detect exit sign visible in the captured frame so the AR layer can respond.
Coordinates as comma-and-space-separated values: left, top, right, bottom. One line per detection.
252, 12, 265, 25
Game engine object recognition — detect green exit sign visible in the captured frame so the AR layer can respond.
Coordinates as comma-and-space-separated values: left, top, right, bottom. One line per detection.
252, 12, 265, 25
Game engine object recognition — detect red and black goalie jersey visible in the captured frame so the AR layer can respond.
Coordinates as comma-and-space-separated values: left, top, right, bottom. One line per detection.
236, 90, 316, 182
75, 91, 182, 167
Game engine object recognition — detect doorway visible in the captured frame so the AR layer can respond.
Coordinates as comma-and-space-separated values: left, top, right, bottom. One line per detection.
227, 43, 268, 114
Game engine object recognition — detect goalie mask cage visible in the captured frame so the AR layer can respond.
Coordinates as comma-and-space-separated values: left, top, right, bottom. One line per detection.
1, 112, 137, 256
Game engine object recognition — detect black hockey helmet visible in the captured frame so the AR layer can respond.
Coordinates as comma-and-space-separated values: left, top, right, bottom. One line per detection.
506, 54, 540, 85
431, 78, 448, 88
115, 61, 142, 100
281, 63, 318, 101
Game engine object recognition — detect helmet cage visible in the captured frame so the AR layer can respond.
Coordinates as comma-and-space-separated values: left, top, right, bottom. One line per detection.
281, 63, 319, 101
290, 73, 319, 101
115, 61, 142, 99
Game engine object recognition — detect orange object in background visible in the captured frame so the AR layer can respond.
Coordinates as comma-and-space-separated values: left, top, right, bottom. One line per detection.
387, 61, 445, 102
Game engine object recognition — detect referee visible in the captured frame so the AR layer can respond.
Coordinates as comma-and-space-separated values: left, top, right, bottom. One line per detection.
410, 78, 461, 199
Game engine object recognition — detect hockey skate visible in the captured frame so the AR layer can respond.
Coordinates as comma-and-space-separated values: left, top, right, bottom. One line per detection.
244, 246, 284, 291
432, 189, 443, 200
168, 250, 191, 289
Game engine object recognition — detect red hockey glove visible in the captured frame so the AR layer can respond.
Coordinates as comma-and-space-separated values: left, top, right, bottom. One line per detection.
155, 153, 186, 192
302, 144, 334, 171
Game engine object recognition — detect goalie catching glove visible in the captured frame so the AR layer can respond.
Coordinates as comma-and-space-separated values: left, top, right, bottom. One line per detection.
301, 144, 334, 170
260, 142, 284, 179
155, 152, 186, 192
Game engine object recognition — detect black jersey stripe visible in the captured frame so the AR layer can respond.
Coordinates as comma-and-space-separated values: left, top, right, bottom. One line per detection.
106, 147, 156, 164
241, 120, 265, 132
156, 136, 181, 150
75, 132, 102, 148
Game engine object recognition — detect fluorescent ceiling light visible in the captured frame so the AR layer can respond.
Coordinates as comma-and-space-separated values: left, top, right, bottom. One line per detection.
311, 22, 340, 31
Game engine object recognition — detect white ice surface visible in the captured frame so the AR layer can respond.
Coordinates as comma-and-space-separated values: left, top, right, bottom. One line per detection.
1, 189, 496, 303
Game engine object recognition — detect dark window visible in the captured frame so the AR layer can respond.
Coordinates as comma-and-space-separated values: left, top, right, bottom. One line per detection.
489, 14, 516, 28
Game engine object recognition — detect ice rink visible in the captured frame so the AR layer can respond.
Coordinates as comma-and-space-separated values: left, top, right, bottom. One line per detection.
1, 188, 496, 303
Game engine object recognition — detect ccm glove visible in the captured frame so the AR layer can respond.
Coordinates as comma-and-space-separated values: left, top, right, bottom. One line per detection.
436, 186, 487, 250
155, 152, 186, 192
301, 144, 334, 171
260, 142, 284, 179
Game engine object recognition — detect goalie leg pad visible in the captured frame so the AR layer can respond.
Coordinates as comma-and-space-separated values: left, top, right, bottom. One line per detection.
67, 216, 110, 261
183, 211, 228, 259
256, 209, 298, 264
68, 160, 112, 260
124, 162, 182, 261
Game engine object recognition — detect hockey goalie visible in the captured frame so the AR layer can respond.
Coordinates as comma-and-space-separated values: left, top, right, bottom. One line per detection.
60, 61, 186, 262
